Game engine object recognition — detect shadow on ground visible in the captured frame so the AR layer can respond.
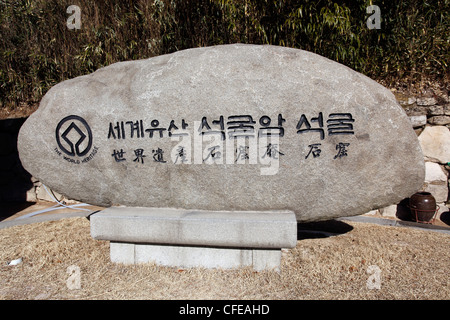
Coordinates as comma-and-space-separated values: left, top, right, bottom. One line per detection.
0, 118, 36, 221
0, 202, 34, 222
297, 219, 353, 240
440, 211, 450, 225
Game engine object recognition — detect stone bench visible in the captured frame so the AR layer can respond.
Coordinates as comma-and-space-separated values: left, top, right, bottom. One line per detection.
90, 207, 297, 271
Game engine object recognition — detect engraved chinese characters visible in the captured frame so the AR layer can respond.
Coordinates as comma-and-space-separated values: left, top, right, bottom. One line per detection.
18, 44, 425, 222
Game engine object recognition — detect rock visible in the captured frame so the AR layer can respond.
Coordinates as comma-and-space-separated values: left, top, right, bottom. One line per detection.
404, 105, 427, 117
364, 209, 379, 216
393, 92, 414, 106
424, 162, 448, 203
379, 205, 398, 218
428, 115, 450, 126
35, 182, 65, 203
418, 126, 450, 164
424, 162, 448, 183
407, 97, 416, 105
417, 97, 437, 106
18, 44, 425, 222
25, 187, 37, 202
424, 183, 448, 203
444, 104, 450, 116
409, 115, 427, 128
426, 105, 444, 116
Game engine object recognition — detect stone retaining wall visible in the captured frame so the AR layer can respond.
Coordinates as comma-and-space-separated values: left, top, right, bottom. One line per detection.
405, 91, 449, 212
375, 90, 450, 219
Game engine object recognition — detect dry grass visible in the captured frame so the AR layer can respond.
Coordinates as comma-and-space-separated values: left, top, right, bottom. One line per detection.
0, 217, 448, 300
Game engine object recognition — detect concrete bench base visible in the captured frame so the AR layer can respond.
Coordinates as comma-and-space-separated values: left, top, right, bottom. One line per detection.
90, 207, 297, 271
111, 242, 283, 271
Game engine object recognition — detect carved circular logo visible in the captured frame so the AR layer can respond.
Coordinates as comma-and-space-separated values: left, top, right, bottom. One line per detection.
56, 115, 93, 157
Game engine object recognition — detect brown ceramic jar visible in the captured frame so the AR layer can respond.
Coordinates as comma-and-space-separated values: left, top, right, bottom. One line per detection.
409, 192, 437, 222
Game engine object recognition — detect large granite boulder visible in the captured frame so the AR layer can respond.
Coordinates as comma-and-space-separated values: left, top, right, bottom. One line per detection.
18, 44, 425, 222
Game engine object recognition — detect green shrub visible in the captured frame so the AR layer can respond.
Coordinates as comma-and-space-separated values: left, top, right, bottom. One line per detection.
0, 0, 448, 111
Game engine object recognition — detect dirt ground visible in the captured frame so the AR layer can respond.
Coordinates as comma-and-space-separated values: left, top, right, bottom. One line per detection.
0, 215, 448, 300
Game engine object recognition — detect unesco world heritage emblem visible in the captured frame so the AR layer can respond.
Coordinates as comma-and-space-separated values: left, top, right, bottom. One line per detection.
55, 115, 98, 164
56, 115, 92, 157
